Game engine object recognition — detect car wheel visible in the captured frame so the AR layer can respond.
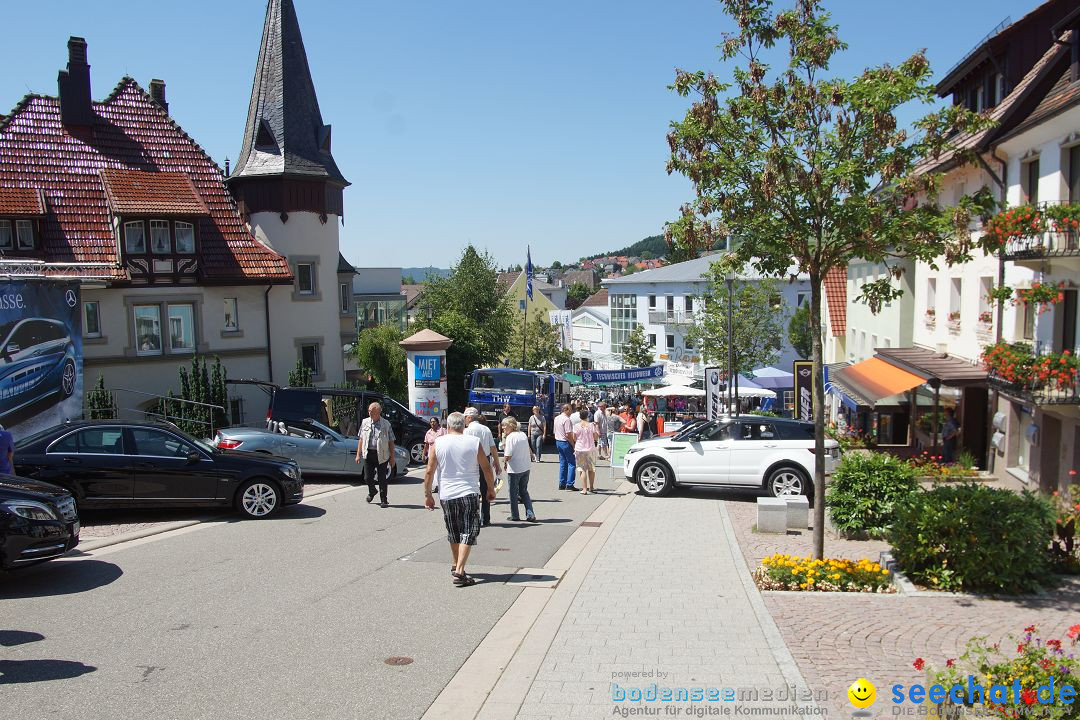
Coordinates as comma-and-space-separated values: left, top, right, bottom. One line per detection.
409, 441, 425, 465
766, 467, 808, 498
60, 359, 76, 397
235, 479, 281, 519
636, 460, 674, 497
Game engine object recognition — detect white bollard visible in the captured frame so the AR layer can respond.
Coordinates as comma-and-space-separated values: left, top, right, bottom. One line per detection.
756, 497, 788, 533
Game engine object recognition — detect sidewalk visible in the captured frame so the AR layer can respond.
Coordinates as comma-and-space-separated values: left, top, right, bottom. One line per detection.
426, 485, 818, 719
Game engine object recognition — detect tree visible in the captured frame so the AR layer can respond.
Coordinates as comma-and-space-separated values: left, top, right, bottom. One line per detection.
288, 357, 312, 387
565, 282, 591, 310
622, 264, 639, 275
641, 250, 654, 261
402, 274, 417, 285
419, 245, 514, 409
85, 375, 117, 420
788, 305, 813, 360
160, 355, 229, 436
620, 325, 655, 368
686, 269, 787, 375
511, 312, 573, 372
666, 0, 993, 558
550, 260, 563, 269
351, 324, 407, 403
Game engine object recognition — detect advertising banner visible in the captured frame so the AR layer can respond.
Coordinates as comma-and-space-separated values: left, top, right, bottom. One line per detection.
705, 366, 724, 420
406, 349, 447, 419
1, 281, 83, 438
413, 354, 443, 389
793, 360, 814, 422
548, 310, 573, 350
580, 365, 665, 385
610, 432, 639, 469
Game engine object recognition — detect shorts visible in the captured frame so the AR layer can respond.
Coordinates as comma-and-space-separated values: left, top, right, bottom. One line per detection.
440, 493, 482, 546
575, 451, 595, 471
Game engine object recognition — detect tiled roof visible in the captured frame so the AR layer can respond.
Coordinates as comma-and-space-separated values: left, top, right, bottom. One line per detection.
998, 63, 1080, 143
0, 78, 291, 281
100, 169, 208, 216
823, 266, 846, 336
401, 283, 423, 307
0, 186, 45, 215
582, 288, 608, 307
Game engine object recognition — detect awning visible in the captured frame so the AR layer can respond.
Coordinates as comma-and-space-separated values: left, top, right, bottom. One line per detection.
875, 346, 987, 386
834, 358, 926, 403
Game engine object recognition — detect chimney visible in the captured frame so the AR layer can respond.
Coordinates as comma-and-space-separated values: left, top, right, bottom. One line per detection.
58, 36, 93, 127
149, 79, 168, 113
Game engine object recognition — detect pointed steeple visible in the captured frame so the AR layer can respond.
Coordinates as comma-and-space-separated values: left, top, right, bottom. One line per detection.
230, 0, 347, 187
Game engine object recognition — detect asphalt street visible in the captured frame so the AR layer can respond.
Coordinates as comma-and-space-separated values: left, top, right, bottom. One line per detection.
0, 457, 620, 719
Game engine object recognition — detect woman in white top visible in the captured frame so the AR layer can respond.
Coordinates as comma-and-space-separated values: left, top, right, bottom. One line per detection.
501, 417, 536, 522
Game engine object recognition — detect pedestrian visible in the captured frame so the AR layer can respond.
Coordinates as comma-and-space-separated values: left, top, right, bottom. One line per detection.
423, 417, 446, 463
424, 411, 496, 587
464, 408, 501, 526
553, 403, 578, 491
355, 402, 396, 508
593, 402, 609, 460
608, 407, 623, 434
0, 423, 13, 475
637, 406, 652, 442
942, 407, 960, 464
528, 405, 546, 462
501, 417, 536, 522
574, 412, 598, 494
498, 402, 514, 445
621, 406, 636, 436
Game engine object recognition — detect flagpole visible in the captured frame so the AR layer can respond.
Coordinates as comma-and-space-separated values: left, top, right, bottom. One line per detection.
521, 247, 530, 369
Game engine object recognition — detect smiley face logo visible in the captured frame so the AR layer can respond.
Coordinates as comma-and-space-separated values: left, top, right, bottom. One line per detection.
848, 678, 876, 709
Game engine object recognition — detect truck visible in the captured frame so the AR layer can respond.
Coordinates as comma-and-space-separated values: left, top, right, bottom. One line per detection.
465, 368, 570, 432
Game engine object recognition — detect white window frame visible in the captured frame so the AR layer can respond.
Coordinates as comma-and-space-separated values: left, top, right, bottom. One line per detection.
0, 220, 10, 249
175, 221, 195, 254
149, 219, 171, 255
167, 303, 195, 353
223, 298, 239, 332
124, 221, 146, 254
339, 283, 350, 314
297, 263, 315, 295
134, 304, 163, 356
84, 301, 101, 338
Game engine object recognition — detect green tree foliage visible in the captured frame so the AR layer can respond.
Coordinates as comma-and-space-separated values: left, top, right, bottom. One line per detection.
288, 357, 312, 388
160, 355, 228, 437
582, 234, 667, 261
419, 245, 514, 409
620, 325, 655, 369
686, 268, 786, 375
550, 260, 563, 269
787, 304, 813, 360
510, 312, 573, 372
401, 274, 417, 285
85, 375, 117, 420
640, 250, 654, 260
565, 282, 591, 310
825, 452, 917, 538
666, 0, 994, 558
351, 324, 407, 404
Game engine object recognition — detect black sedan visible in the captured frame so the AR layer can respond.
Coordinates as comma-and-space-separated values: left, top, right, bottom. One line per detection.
14, 421, 303, 519
1, 474, 80, 570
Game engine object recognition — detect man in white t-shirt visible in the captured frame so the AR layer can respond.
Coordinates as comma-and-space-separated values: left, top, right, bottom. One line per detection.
501, 417, 536, 522
464, 408, 501, 527
424, 412, 495, 587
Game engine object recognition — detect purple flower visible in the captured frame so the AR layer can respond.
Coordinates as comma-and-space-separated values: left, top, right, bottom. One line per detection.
1061, 666, 1071, 675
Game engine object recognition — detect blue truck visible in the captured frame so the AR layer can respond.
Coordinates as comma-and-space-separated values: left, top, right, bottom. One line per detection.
465, 368, 570, 432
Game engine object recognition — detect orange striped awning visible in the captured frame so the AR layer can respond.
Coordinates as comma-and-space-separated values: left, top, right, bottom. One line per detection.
834, 358, 925, 403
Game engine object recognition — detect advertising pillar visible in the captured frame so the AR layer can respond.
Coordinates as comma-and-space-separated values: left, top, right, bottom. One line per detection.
400, 329, 453, 420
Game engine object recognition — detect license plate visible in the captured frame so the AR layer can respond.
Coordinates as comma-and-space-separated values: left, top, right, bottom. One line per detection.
71, 520, 80, 536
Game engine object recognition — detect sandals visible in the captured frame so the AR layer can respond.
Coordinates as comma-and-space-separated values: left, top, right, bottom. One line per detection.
452, 572, 477, 587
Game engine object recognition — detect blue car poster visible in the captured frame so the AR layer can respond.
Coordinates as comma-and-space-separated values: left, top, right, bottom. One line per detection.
0, 281, 83, 438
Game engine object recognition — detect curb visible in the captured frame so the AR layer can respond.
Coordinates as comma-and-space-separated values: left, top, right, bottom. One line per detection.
77, 481, 357, 553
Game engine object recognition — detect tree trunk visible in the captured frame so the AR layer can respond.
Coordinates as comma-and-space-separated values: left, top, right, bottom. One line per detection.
809, 268, 827, 560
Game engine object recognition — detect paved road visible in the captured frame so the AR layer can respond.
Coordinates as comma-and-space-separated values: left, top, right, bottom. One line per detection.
1, 459, 620, 719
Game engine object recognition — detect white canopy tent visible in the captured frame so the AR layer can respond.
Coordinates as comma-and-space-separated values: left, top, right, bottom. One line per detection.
641, 385, 706, 397
730, 386, 776, 399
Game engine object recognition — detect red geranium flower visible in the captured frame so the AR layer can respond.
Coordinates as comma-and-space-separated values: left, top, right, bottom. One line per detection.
1068, 625, 1080, 640
946, 658, 956, 668
1022, 689, 1037, 705
913, 658, 925, 671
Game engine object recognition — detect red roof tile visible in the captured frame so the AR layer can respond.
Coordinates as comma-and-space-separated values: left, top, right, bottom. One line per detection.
100, 168, 208, 216
823, 266, 846, 336
582, 288, 608, 307
0, 187, 45, 215
0, 78, 291, 282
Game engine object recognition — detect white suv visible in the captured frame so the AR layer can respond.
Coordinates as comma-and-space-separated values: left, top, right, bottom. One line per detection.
623, 415, 839, 498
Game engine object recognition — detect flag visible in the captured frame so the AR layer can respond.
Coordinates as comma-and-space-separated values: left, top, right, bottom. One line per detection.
526, 246, 534, 300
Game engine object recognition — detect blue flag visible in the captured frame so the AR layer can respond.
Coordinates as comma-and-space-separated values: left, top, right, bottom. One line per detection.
526, 246, 534, 300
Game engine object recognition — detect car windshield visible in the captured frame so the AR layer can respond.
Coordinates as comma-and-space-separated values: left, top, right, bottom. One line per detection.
473, 372, 535, 392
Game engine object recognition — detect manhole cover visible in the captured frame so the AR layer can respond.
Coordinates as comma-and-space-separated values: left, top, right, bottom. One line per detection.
581, 521, 602, 527
385, 656, 413, 666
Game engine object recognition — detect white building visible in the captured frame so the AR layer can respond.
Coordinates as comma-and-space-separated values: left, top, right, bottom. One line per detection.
571, 289, 614, 370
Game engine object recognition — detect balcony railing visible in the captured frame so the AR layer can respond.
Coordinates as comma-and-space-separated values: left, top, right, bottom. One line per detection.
995, 201, 1080, 261
985, 341, 1080, 405
648, 310, 694, 325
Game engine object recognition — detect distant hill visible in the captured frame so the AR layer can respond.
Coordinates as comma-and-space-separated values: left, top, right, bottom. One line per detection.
583, 234, 668, 261
402, 267, 450, 283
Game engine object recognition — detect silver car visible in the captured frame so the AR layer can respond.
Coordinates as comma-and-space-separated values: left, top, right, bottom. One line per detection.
212, 419, 409, 479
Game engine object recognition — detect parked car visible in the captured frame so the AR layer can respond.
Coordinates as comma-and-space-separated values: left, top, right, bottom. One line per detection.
0, 317, 77, 421
14, 420, 303, 519
0, 474, 79, 570
234, 382, 431, 465
623, 415, 840, 499
212, 419, 410, 478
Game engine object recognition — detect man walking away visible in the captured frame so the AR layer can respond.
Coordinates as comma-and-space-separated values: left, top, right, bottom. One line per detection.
355, 402, 396, 508
942, 407, 960, 464
593, 402, 609, 460
424, 412, 495, 587
528, 405, 546, 462
464, 408, 501, 526
553, 403, 578, 491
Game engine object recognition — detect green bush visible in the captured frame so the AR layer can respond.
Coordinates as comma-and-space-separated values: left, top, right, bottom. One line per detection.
826, 452, 918, 538
890, 484, 1054, 594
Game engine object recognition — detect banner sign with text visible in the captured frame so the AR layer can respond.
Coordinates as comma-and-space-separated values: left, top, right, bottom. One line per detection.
610, 432, 639, 469
413, 354, 443, 389
580, 364, 664, 385
705, 366, 724, 421
793, 360, 814, 422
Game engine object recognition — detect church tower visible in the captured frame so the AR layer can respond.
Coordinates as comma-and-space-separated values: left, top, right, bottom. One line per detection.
229, 0, 348, 386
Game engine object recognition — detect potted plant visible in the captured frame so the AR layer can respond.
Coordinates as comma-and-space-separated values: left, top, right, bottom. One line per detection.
1015, 282, 1066, 314
947, 310, 961, 321
986, 285, 1013, 304
978, 310, 993, 324
980, 204, 1047, 252
924, 308, 936, 324
1045, 203, 1080, 249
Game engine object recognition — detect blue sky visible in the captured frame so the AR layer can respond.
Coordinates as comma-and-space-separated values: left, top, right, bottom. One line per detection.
2, 0, 1024, 269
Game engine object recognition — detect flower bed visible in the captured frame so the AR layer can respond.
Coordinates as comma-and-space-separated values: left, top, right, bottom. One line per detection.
922, 624, 1080, 720
753, 553, 895, 593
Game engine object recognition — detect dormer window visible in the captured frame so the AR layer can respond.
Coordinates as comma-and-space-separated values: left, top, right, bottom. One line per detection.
150, 220, 170, 254
124, 220, 146, 253
122, 218, 197, 255
0, 188, 45, 252
175, 222, 195, 253
0, 220, 11, 249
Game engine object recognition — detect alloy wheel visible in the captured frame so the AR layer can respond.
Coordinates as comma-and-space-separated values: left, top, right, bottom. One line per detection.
61, 361, 76, 396
410, 442, 425, 464
770, 470, 804, 497
241, 483, 278, 517
638, 464, 668, 495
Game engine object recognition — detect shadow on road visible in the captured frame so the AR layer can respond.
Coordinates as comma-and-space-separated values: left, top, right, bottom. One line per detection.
0, 659, 97, 684
0, 559, 123, 599
268, 504, 326, 520
0, 630, 45, 646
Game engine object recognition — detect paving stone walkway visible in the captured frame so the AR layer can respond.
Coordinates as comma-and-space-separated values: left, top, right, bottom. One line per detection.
514, 494, 814, 719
